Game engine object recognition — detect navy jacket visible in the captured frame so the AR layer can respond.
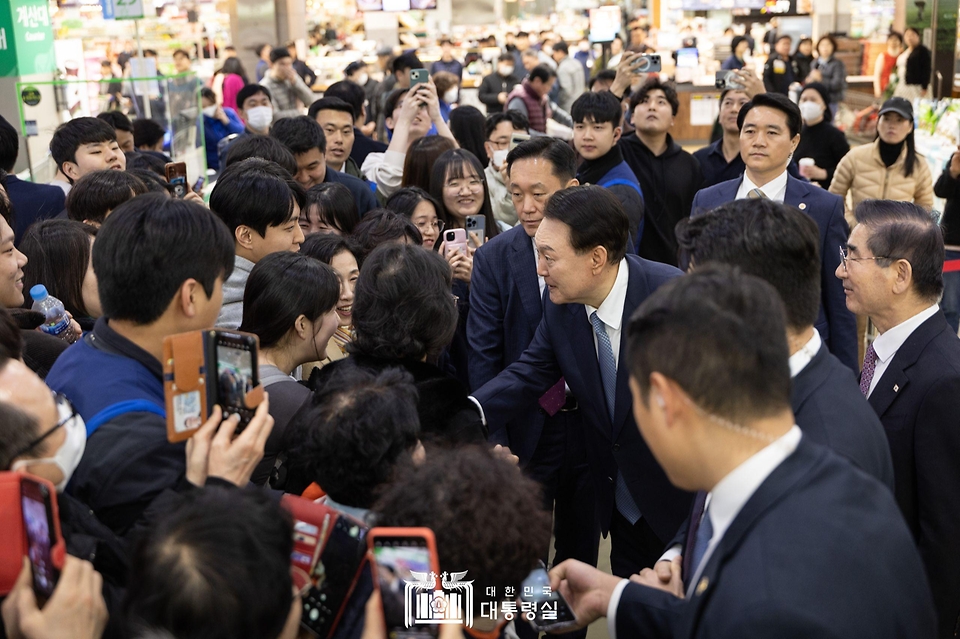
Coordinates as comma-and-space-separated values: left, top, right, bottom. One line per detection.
690, 175, 857, 371
349, 128, 387, 167
324, 166, 378, 216
5, 174, 65, 243
473, 255, 693, 539
864, 310, 960, 638
616, 436, 937, 639
467, 225, 548, 464
691, 138, 804, 190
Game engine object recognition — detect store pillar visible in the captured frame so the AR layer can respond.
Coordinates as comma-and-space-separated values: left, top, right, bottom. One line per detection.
0, 0, 57, 175
810, 0, 852, 39
230, 0, 306, 80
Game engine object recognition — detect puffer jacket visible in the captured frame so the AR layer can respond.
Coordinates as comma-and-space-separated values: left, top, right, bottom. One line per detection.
829, 139, 933, 225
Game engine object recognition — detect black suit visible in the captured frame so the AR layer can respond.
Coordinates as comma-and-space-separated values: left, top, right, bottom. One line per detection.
615, 437, 937, 639
864, 310, 960, 638
793, 343, 894, 489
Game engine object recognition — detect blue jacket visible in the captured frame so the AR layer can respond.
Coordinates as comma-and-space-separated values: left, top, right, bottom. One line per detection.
690, 175, 858, 372
203, 108, 246, 170
5, 175, 65, 243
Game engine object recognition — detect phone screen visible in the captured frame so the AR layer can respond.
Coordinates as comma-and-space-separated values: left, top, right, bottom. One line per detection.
216, 341, 254, 413
302, 517, 368, 636
520, 567, 578, 632
21, 481, 58, 604
371, 537, 438, 639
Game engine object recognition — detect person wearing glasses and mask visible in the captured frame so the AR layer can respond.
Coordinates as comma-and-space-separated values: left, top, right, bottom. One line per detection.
482, 112, 529, 227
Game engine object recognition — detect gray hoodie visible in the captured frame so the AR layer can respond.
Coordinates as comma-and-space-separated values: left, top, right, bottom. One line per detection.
216, 254, 254, 330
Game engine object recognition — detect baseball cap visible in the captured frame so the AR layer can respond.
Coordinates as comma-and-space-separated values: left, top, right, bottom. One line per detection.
878, 97, 914, 121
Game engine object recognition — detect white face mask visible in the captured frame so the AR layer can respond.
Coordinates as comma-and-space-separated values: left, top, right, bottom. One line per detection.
492, 149, 508, 168
799, 101, 824, 123
357, 72, 369, 86
498, 64, 514, 76
202, 105, 218, 118
12, 399, 87, 492
443, 88, 459, 104
246, 105, 273, 130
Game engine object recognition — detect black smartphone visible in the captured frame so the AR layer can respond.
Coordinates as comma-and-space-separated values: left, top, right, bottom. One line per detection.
193, 176, 205, 193
520, 563, 579, 633
165, 161, 188, 199
20, 478, 58, 606
302, 516, 368, 637
209, 331, 259, 430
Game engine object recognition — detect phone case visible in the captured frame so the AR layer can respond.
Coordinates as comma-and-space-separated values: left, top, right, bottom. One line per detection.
0, 473, 66, 596
163, 330, 264, 443
366, 527, 441, 590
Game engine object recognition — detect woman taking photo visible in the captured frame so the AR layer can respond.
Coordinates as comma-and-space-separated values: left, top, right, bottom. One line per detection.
794, 82, 850, 189
894, 27, 931, 100
299, 233, 360, 369
238, 251, 341, 485
806, 35, 846, 115
19, 220, 101, 333
385, 187, 444, 251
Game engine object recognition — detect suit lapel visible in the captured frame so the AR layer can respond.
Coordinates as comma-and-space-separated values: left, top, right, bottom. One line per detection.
868, 313, 947, 417
508, 230, 544, 328
613, 258, 649, 440
783, 174, 811, 209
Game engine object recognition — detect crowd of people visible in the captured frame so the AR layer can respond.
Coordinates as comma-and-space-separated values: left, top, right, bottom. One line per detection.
0, 23, 959, 639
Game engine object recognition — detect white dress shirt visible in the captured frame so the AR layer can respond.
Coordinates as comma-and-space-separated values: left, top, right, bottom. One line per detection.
584, 259, 630, 368
608, 426, 803, 639
867, 304, 939, 397
735, 170, 789, 203
788, 329, 822, 378
532, 238, 546, 298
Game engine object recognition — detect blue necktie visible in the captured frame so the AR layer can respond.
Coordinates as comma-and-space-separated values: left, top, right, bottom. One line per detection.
590, 311, 642, 525
688, 504, 714, 579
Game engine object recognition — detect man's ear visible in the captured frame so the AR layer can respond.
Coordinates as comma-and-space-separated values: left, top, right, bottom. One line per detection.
235, 225, 255, 251
613, 126, 623, 144
564, 178, 580, 189
177, 279, 202, 318
61, 161, 81, 183
385, 115, 395, 131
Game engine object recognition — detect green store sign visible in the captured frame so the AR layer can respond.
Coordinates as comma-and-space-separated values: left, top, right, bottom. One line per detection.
0, 0, 56, 77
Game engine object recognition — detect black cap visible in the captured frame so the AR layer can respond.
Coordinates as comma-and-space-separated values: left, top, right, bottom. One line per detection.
878, 97, 914, 121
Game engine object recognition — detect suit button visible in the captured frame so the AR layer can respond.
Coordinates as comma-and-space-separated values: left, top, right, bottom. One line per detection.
613, 444, 620, 451
608, 476, 614, 483
538, 408, 547, 416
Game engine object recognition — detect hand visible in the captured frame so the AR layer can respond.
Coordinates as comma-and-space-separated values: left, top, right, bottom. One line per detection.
360, 121, 377, 137
185, 398, 274, 487
447, 248, 474, 283
949, 150, 960, 179
216, 106, 230, 124
611, 51, 643, 97
806, 69, 822, 83
491, 444, 519, 465
416, 82, 443, 124
2, 556, 107, 639
183, 190, 205, 205
799, 163, 828, 181
630, 557, 684, 599
497, 91, 507, 104
547, 560, 622, 631
730, 69, 764, 98
397, 85, 427, 125
361, 591, 465, 639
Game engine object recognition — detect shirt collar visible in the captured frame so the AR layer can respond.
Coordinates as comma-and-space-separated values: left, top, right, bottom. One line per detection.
788, 329, 822, 378
585, 259, 629, 330
707, 425, 803, 546
91, 317, 163, 380
739, 169, 789, 202
234, 254, 255, 274
872, 304, 940, 364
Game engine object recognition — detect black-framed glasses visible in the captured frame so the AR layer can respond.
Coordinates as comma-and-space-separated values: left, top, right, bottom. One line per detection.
839, 246, 891, 271
10, 393, 78, 460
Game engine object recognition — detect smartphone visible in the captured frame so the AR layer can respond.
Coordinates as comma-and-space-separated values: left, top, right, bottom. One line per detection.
20, 478, 58, 606
509, 132, 531, 151
465, 215, 485, 248
443, 228, 468, 257
193, 176, 205, 193
368, 528, 441, 639
165, 161, 188, 198
410, 69, 430, 88
209, 331, 259, 431
302, 516, 369, 637
519, 563, 579, 633
715, 70, 744, 90
630, 54, 661, 74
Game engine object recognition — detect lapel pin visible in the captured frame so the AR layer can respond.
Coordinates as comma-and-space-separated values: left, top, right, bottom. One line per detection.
696, 577, 709, 595
893, 384, 899, 392
798, 203, 807, 210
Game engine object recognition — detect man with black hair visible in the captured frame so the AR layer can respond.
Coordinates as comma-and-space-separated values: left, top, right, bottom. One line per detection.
132, 118, 166, 154
691, 92, 857, 371
506, 64, 557, 134
44, 194, 237, 535
307, 97, 362, 177
616, 77, 701, 267
96, 111, 135, 152
482, 111, 528, 226
764, 34, 796, 95
478, 53, 522, 113
552, 41, 585, 113
216, 84, 275, 169
208, 157, 306, 329
224, 135, 298, 174
270, 116, 377, 215
590, 69, 617, 93
48, 117, 125, 195
473, 185, 690, 579
322, 80, 388, 165
431, 38, 463, 79
65, 169, 148, 226
0, 114, 65, 241
286, 40, 317, 87
547, 266, 936, 639
571, 91, 644, 248
259, 47, 316, 121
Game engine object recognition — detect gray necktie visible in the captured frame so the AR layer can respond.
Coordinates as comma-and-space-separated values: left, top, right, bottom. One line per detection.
747, 188, 767, 199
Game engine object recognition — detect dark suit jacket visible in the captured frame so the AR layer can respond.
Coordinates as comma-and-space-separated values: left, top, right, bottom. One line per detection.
473, 255, 692, 540
865, 310, 960, 638
324, 168, 378, 216
617, 436, 936, 639
793, 343, 894, 490
5, 175, 66, 243
690, 175, 857, 371
467, 225, 548, 464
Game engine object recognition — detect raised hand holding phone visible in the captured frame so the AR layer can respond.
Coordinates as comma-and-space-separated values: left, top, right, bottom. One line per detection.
185, 397, 274, 487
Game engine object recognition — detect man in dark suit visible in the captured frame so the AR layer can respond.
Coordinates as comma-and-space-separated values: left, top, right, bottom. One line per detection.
838, 199, 960, 639
468, 138, 599, 600
547, 267, 937, 639
690, 92, 857, 372
0, 115, 65, 243
473, 185, 692, 578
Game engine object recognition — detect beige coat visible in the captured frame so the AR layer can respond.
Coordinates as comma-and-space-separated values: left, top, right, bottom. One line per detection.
829, 139, 934, 225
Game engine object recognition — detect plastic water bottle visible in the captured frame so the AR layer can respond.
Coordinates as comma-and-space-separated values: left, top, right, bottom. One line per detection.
30, 285, 75, 343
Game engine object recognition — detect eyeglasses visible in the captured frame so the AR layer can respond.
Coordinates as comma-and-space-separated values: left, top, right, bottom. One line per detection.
415, 219, 445, 234
10, 393, 79, 460
487, 139, 511, 150
839, 246, 891, 271
444, 178, 483, 192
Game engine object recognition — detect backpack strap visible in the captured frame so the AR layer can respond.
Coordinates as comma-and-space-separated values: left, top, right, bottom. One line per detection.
85, 399, 166, 437
598, 177, 643, 197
